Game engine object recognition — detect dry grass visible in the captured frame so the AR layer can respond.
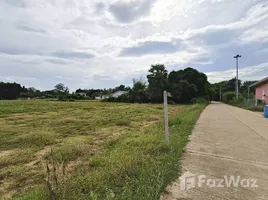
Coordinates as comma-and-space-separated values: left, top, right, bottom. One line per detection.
0, 100, 182, 198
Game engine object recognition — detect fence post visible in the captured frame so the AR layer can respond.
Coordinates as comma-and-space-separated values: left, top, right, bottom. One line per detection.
163, 91, 169, 145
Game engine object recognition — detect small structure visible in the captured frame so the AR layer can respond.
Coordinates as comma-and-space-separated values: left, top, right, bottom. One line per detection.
95, 96, 102, 100
111, 91, 127, 98
95, 92, 126, 100
76, 92, 87, 97
95, 95, 109, 100
250, 77, 268, 105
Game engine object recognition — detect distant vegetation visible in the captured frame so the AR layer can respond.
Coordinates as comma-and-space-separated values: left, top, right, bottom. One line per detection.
99, 65, 211, 104
210, 78, 257, 102
0, 65, 212, 104
0, 82, 130, 101
1, 65, 262, 108
210, 78, 264, 112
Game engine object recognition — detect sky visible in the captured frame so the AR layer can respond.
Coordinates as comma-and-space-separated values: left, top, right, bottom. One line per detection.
0, 0, 268, 91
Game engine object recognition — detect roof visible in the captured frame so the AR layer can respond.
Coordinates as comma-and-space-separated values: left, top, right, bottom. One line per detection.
112, 91, 127, 97
249, 77, 268, 88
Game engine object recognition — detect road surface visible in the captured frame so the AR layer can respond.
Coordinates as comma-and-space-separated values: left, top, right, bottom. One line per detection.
162, 102, 268, 200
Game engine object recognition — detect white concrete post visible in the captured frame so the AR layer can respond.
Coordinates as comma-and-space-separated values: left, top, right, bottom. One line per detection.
163, 91, 169, 145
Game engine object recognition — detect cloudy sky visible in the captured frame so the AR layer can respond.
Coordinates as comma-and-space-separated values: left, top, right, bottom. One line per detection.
1, 0, 268, 90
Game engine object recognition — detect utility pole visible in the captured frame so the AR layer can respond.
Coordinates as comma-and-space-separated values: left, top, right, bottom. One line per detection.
233, 54, 242, 100
247, 86, 250, 104
220, 86, 222, 102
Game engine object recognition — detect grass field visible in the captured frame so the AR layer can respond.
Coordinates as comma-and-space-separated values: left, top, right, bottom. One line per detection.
0, 100, 206, 200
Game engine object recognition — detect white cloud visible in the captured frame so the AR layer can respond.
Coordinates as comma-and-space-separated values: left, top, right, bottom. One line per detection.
207, 63, 268, 83
0, 0, 267, 90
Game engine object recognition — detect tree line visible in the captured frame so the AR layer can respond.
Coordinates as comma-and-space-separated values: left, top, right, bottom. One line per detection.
105, 64, 211, 104
0, 82, 131, 101
210, 78, 257, 103
0, 64, 212, 104
0, 82, 27, 100
1, 65, 259, 105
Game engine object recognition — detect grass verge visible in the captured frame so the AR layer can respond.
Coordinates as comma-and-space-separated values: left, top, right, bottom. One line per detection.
229, 102, 264, 112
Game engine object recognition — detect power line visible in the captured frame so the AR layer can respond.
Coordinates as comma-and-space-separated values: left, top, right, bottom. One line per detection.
240, 65, 268, 78
246, 68, 268, 78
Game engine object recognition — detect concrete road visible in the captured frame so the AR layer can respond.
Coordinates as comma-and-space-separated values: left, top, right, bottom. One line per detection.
161, 102, 268, 200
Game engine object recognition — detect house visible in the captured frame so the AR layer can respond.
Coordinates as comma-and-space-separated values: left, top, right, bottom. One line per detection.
111, 91, 127, 98
76, 92, 87, 97
250, 77, 268, 105
95, 92, 126, 100
95, 96, 102, 100
95, 95, 109, 100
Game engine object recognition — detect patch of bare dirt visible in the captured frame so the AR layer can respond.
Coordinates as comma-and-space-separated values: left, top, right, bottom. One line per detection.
0, 149, 15, 158
25, 146, 53, 167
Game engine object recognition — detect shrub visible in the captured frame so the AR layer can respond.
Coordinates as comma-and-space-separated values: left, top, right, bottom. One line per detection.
195, 97, 209, 105
222, 92, 235, 103
168, 80, 197, 104
237, 96, 245, 103
117, 93, 130, 103
103, 97, 117, 102
168, 100, 176, 105
229, 95, 245, 105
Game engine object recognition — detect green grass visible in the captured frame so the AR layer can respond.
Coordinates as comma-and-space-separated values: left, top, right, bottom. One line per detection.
53, 104, 205, 200
0, 100, 206, 199
11, 189, 49, 200
0, 149, 35, 168
115, 120, 131, 127
229, 102, 264, 112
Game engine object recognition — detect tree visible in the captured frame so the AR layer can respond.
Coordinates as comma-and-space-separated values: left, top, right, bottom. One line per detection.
54, 83, 65, 92
178, 80, 197, 103
226, 78, 241, 92
117, 85, 126, 91
168, 67, 208, 96
132, 78, 146, 92
168, 80, 197, 103
65, 87, 70, 94
211, 78, 248, 101
168, 70, 184, 84
54, 83, 69, 94
205, 82, 216, 102
0, 82, 24, 100
240, 81, 257, 97
129, 78, 149, 103
147, 64, 168, 103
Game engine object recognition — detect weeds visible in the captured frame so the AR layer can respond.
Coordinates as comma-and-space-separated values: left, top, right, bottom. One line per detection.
48, 104, 205, 200
0, 101, 206, 199
0, 149, 35, 168
115, 120, 131, 127
45, 159, 70, 200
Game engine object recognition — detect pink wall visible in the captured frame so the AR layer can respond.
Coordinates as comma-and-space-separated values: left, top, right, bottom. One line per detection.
255, 81, 268, 105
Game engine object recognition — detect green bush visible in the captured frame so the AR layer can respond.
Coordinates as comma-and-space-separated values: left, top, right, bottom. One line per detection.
195, 97, 209, 105
237, 96, 245, 103
103, 97, 117, 102
222, 92, 235, 103
168, 100, 176, 105
229, 95, 245, 105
